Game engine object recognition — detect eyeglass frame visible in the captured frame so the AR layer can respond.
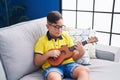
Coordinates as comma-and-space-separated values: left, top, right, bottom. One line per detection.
48, 23, 66, 30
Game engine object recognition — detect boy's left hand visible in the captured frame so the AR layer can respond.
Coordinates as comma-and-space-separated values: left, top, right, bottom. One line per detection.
74, 42, 85, 54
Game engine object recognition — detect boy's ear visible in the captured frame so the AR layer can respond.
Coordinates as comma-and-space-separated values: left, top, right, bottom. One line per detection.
46, 24, 49, 29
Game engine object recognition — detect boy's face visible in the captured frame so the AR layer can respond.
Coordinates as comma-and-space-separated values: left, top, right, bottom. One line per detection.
46, 19, 64, 38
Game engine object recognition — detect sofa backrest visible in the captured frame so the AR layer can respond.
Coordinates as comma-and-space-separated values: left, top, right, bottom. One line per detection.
0, 58, 6, 80
0, 17, 47, 80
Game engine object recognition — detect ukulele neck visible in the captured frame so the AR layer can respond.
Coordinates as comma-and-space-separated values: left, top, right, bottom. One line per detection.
69, 40, 87, 51
69, 46, 76, 51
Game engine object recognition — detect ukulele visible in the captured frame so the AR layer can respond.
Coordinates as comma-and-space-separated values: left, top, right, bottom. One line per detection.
48, 45, 76, 66
48, 36, 98, 66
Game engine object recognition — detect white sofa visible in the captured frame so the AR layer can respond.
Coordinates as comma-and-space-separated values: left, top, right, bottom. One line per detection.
0, 17, 120, 80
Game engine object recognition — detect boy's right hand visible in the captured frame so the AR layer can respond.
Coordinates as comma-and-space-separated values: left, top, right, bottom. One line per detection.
46, 49, 61, 58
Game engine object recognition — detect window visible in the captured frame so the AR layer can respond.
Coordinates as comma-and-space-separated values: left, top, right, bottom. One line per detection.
61, 0, 120, 47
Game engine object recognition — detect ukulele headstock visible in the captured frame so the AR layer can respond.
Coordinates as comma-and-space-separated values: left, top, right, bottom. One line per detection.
88, 36, 98, 43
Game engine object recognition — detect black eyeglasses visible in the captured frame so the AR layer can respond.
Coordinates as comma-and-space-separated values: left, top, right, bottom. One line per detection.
48, 23, 65, 30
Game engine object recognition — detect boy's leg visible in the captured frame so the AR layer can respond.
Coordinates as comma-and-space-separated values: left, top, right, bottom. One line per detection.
72, 65, 89, 80
63, 62, 89, 80
47, 72, 62, 80
44, 67, 63, 80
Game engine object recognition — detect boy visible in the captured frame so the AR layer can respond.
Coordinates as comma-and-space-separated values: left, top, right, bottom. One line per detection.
34, 11, 89, 80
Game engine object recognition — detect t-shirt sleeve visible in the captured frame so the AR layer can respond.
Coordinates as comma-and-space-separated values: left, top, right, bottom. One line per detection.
34, 38, 44, 54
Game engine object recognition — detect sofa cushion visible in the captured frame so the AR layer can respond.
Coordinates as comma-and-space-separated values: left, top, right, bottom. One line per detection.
96, 44, 120, 62
20, 70, 44, 80
20, 69, 74, 80
96, 49, 114, 61
0, 17, 47, 80
20, 59, 120, 80
89, 59, 120, 80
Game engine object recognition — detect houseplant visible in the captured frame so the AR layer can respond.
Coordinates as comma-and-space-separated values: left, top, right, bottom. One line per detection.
0, 0, 28, 28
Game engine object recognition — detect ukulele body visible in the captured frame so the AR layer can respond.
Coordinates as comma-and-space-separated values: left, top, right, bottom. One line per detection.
48, 45, 74, 66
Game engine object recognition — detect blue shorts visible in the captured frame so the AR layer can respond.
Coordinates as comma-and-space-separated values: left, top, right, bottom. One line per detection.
43, 62, 80, 80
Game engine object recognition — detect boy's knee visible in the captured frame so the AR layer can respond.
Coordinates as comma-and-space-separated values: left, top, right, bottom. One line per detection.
75, 66, 90, 74
83, 66, 90, 73
47, 72, 62, 80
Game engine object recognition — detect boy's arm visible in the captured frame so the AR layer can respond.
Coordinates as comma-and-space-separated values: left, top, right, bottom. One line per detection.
34, 53, 49, 67
82, 36, 98, 45
34, 50, 61, 67
72, 42, 85, 61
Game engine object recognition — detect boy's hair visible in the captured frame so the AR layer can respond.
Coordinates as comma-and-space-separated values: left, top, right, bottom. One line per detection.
47, 11, 63, 24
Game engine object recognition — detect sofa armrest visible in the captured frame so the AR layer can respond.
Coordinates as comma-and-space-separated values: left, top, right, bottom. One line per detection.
0, 59, 6, 80
95, 44, 120, 62
96, 49, 114, 61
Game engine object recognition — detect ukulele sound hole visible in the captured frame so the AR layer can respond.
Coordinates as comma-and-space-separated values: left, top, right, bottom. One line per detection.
61, 50, 66, 55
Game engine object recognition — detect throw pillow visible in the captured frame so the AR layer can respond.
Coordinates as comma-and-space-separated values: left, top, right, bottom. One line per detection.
76, 48, 91, 65
64, 27, 96, 64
